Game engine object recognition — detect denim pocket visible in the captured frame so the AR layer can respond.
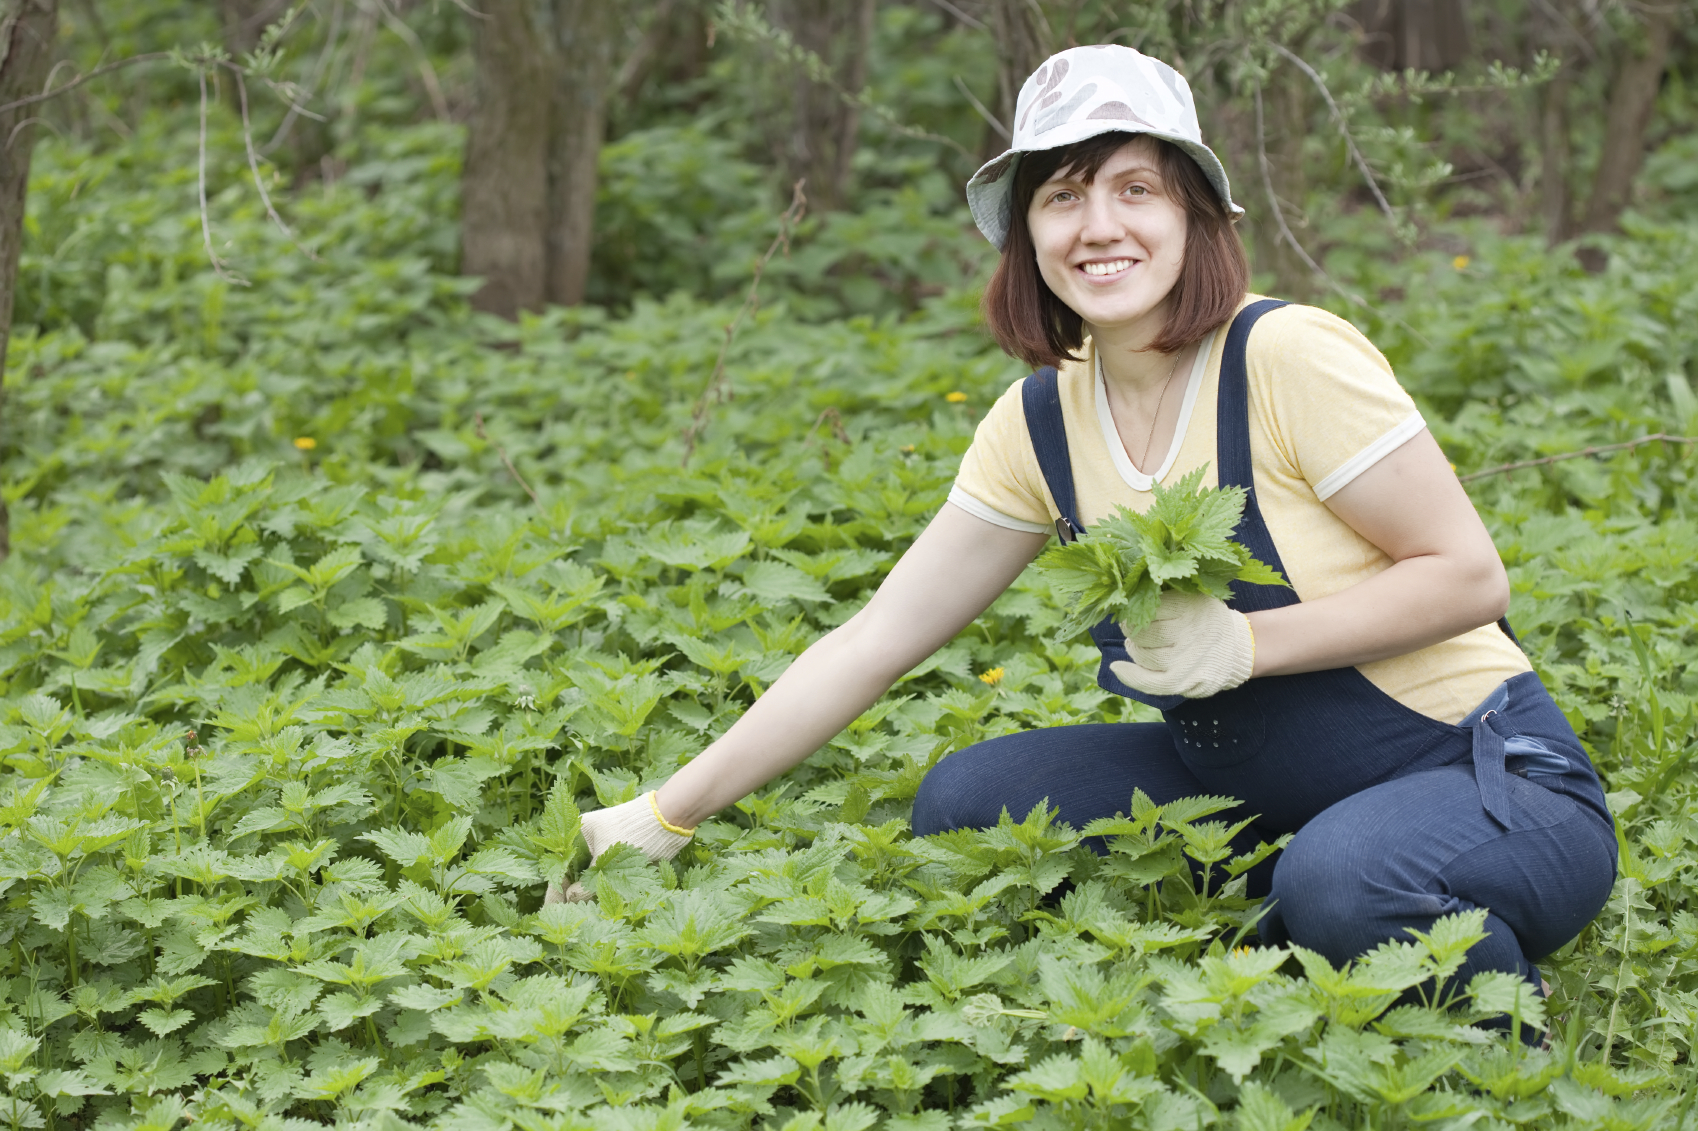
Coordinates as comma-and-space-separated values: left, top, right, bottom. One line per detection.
1167, 683, 1267, 768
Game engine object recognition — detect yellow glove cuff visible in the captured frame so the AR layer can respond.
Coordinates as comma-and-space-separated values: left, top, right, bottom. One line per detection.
647, 791, 697, 836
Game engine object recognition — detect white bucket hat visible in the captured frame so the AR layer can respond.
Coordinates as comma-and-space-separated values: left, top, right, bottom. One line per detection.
966, 45, 1242, 250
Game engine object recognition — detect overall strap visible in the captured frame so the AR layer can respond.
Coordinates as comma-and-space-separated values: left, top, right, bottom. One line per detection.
1216, 300, 1300, 614
1020, 367, 1083, 544
1218, 299, 1521, 644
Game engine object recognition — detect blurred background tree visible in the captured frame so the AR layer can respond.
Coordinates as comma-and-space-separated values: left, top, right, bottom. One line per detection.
0, 0, 1691, 378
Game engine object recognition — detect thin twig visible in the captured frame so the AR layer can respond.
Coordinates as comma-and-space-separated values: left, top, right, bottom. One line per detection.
1253, 85, 1340, 282
474, 412, 546, 513
1252, 83, 1429, 347
264, 0, 343, 153
953, 74, 1009, 142
803, 407, 852, 469
681, 180, 808, 467
198, 71, 249, 287
1458, 434, 1697, 483
230, 66, 321, 261
924, 0, 988, 32
614, 0, 676, 96
1270, 44, 1398, 227
375, 0, 450, 121
0, 51, 170, 116
6, 116, 64, 152
715, 1, 972, 159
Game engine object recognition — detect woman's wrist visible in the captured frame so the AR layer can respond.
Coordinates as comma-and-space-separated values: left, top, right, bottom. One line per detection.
654, 778, 711, 832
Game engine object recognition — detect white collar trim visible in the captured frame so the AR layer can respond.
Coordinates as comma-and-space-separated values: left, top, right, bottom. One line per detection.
1093, 327, 1217, 493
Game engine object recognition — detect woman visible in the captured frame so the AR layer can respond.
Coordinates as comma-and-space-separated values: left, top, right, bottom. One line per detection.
551, 46, 1616, 998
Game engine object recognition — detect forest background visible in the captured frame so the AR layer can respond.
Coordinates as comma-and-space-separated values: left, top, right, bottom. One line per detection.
0, 0, 1693, 1128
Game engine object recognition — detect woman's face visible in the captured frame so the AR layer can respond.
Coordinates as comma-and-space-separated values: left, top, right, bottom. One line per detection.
1026, 137, 1188, 340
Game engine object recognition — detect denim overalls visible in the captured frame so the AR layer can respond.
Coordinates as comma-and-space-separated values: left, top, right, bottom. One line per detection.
913, 299, 1618, 991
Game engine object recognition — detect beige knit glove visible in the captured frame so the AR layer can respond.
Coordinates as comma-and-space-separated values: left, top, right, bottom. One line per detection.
544, 791, 696, 904
1108, 591, 1255, 700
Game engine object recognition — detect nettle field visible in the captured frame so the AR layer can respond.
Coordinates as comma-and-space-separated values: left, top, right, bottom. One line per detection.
2, 121, 1698, 1131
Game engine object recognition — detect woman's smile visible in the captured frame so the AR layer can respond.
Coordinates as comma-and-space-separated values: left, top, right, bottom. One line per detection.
1080, 257, 1137, 278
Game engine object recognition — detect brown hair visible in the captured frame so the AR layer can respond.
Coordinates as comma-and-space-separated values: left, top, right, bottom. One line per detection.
981, 132, 1249, 368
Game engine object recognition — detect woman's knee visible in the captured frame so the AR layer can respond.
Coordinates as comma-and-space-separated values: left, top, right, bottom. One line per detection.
911, 745, 1002, 837
1260, 831, 1382, 958
910, 758, 962, 837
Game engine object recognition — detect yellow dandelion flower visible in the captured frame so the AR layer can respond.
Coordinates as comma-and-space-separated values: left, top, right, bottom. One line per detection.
1234, 945, 1252, 957
1452, 255, 1471, 270
946, 391, 968, 403
900, 444, 916, 453
979, 667, 1005, 685
293, 437, 318, 450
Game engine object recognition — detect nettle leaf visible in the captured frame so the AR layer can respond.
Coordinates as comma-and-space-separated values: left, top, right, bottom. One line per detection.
138, 1008, 196, 1037
740, 561, 830, 604
1034, 464, 1288, 635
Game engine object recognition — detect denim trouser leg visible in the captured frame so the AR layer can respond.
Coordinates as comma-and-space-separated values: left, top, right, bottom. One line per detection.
1256, 763, 1618, 989
912, 723, 1205, 835
912, 726, 1617, 990
911, 722, 1273, 888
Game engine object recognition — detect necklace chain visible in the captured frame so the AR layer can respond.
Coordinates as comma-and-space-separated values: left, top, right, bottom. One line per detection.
1132, 349, 1185, 474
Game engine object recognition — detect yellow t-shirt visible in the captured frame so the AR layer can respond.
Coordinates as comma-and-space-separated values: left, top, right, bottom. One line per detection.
950, 298, 1530, 724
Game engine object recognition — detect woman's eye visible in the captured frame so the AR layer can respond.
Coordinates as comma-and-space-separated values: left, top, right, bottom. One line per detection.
1124, 184, 1149, 196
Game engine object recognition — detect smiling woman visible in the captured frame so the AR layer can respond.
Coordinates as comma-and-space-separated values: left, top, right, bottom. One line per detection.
983, 132, 1248, 368
559, 44, 1618, 1037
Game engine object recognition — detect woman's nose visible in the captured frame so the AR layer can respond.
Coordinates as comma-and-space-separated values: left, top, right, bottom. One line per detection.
1077, 191, 1126, 245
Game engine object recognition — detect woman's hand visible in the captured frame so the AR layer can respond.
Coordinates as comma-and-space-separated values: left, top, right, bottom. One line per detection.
545, 791, 695, 903
1247, 428, 1511, 677
1109, 590, 1253, 698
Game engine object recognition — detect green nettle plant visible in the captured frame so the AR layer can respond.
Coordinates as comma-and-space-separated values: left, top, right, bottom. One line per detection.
1034, 467, 1288, 638
0, 90, 1693, 1131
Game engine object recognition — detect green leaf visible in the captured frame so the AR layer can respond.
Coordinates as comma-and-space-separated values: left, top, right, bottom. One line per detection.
1033, 463, 1288, 635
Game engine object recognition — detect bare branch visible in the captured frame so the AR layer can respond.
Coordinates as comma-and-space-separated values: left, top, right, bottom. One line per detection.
714, 1, 972, 159
614, 0, 676, 97
953, 74, 1009, 142
925, 0, 987, 32
230, 65, 322, 261
1253, 84, 1328, 280
0, 52, 171, 116
1270, 44, 1398, 228
682, 180, 809, 466
5, 116, 63, 152
1252, 83, 1428, 346
1459, 434, 1697, 483
197, 70, 249, 287
263, 0, 344, 153
374, 0, 450, 121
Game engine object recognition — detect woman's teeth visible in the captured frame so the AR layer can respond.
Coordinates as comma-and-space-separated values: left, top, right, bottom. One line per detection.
1082, 259, 1133, 276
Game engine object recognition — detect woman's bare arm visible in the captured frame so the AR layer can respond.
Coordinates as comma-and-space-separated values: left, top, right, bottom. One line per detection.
1247, 428, 1510, 677
655, 504, 1049, 828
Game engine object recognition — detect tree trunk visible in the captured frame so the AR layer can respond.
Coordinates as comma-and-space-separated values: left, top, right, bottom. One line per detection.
543, 0, 617, 307
766, 0, 876, 212
0, 0, 58, 561
989, 0, 1047, 142
1251, 70, 1315, 300
1353, 0, 1470, 71
460, 0, 552, 318
1578, 3, 1676, 235
1539, 60, 1573, 244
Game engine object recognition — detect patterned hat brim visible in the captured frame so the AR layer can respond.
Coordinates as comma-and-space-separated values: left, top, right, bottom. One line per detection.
966, 125, 1243, 251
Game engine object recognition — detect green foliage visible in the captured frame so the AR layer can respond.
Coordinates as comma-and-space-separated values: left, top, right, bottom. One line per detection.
1036, 467, 1289, 638
3, 54, 1698, 1131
